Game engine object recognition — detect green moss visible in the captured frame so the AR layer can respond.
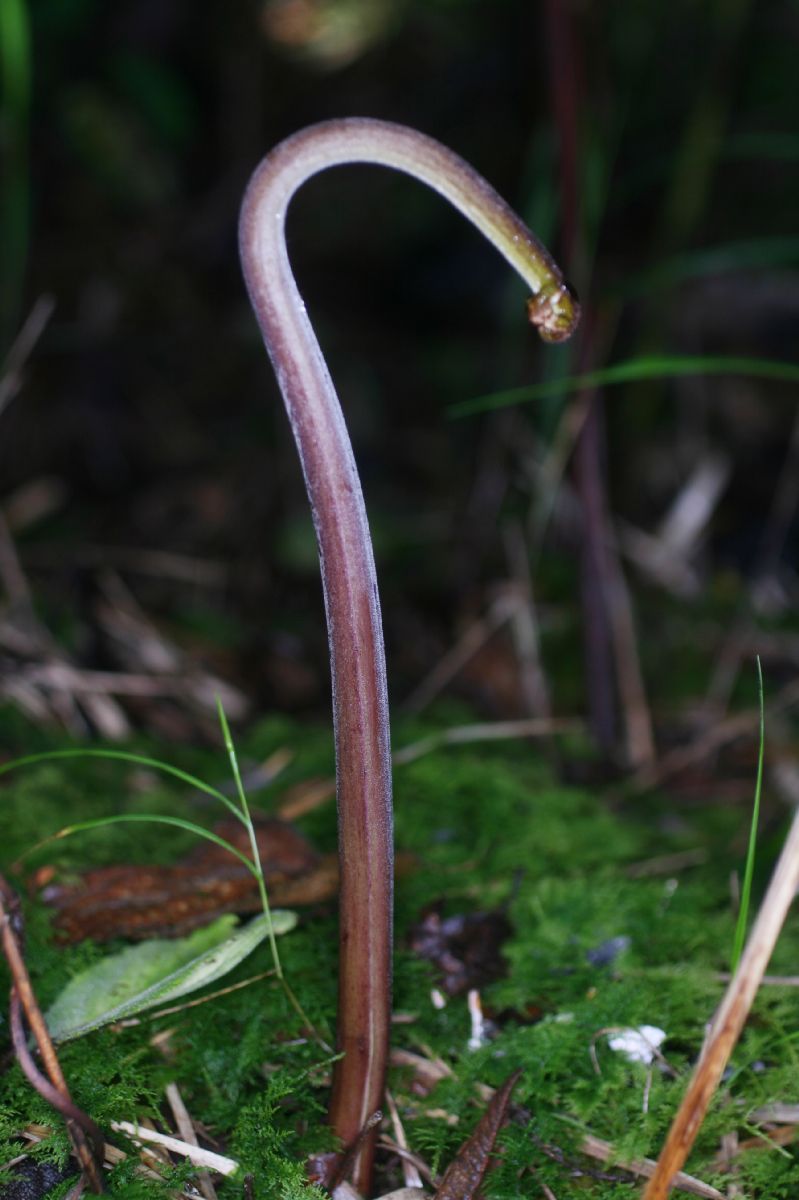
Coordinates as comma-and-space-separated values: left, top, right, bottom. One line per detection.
1, 711, 798, 1196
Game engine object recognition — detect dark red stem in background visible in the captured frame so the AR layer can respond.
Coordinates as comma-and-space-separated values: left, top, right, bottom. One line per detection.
544, 0, 619, 754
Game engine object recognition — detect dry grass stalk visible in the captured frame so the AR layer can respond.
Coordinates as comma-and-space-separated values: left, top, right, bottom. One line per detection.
109, 1120, 237, 1176
642, 805, 799, 1198
579, 1133, 723, 1199
164, 1083, 218, 1200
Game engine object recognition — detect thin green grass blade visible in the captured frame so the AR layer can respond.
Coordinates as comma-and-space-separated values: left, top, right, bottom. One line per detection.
216, 697, 282, 973
217, 698, 253, 827
27, 813, 257, 874
449, 356, 799, 418
215, 696, 329, 1048
0, 747, 246, 823
731, 657, 765, 973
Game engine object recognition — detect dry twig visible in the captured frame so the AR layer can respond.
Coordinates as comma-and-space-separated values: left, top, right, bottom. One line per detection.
0, 874, 106, 1193
0, 295, 55, 419
642, 806, 799, 1198
579, 1133, 723, 1199
631, 676, 799, 791
164, 1082, 218, 1200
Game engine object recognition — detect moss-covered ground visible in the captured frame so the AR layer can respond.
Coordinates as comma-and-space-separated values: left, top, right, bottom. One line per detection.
1, 708, 798, 1198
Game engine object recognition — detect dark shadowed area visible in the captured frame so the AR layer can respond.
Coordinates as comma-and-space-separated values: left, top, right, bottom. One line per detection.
0, 0, 794, 743
1, 2, 798, 1198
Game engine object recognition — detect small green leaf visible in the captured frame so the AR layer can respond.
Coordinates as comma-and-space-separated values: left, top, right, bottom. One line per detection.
45, 911, 297, 1042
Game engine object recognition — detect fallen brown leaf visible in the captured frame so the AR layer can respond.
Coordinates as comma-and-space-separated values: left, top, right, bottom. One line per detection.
434, 1070, 520, 1200
40, 816, 414, 942
409, 903, 512, 996
40, 816, 336, 941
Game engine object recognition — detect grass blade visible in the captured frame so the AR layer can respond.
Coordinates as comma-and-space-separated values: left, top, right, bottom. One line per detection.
731, 657, 765, 973
26, 813, 258, 873
216, 697, 282, 973
0, 748, 245, 823
449, 355, 799, 418
215, 697, 327, 1046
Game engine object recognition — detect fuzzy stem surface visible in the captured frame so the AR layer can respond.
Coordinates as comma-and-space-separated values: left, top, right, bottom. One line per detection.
239, 117, 577, 1192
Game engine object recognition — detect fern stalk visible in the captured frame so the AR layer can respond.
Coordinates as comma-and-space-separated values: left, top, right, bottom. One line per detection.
238, 117, 578, 1193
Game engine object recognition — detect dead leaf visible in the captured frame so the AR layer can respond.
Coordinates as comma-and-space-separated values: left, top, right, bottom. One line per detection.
41, 816, 414, 942
434, 1071, 521, 1200
41, 816, 337, 942
409, 903, 512, 996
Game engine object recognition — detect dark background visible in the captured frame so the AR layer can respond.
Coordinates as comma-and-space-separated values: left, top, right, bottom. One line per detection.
1, 0, 797, 748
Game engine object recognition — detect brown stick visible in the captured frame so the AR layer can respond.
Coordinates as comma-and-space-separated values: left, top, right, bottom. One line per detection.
642, 806, 799, 1197
0, 874, 105, 1191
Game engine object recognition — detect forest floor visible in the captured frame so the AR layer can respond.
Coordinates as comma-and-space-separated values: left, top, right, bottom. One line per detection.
1, 701, 798, 1199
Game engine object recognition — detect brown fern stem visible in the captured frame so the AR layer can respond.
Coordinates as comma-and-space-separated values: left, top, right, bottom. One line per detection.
239, 118, 577, 1192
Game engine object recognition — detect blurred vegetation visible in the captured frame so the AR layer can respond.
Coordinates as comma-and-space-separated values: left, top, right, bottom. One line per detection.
0, 0, 794, 728
0, 1, 798, 1194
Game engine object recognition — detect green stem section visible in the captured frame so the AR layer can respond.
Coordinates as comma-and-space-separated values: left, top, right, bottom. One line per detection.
238, 117, 576, 1194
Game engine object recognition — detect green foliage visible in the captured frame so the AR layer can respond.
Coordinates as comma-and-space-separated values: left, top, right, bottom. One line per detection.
0, 0, 30, 348
2, 713, 799, 1196
450, 355, 799, 418
45, 911, 295, 1042
223, 1072, 332, 1200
